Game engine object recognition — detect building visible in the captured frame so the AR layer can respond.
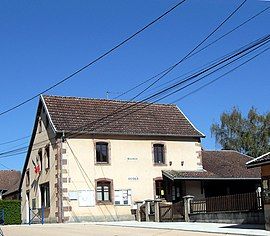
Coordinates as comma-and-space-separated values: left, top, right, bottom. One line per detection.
0, 170, 21, 200
19, 95, 205, 223
162, 150, 261, 202
246, 152, 270, 230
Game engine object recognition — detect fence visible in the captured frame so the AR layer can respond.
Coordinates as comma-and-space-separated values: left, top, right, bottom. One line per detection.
159, 201, 184, 222
191, 192, 262, 214
29, 207, 45, 225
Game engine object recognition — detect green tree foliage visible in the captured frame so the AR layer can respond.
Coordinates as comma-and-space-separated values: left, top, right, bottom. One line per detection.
0, 200, 21, 225
211, 107, 270, 157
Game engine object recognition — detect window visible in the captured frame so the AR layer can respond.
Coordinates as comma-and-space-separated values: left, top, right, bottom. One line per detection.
45, 145, 50, 169
153, 144, 165, 164
96, 181, 111, 202
96, 142, 109, 163
38, 117, 42, 133
40, 182, 50, 208
32, 198, 36, 210
155, 180, 164, 199
26, 169, 30, 186
38, 149, 43, 171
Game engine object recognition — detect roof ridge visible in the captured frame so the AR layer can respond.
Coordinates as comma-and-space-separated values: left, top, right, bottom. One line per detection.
42, 94, 176, 107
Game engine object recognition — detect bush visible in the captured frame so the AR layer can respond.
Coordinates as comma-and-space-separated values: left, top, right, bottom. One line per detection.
0, 200, 21, 225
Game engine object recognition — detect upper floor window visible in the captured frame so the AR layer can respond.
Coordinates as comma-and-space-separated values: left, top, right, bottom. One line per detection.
96, 142, 109, 163
45, 145, 50, 170
38, 149, 43, 171
38, 117, 42, 133
96, 181, 111, 203
26, 169, 30, 186
153, 144, 165, 164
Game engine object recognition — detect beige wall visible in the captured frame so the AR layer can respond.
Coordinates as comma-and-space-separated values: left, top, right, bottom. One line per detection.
20, 104, 203, 222
21, 107, 58, 223
185, 180, 205, 200
61, 137, 202, 221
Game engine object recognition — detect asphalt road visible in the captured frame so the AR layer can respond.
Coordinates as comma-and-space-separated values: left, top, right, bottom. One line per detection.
1, 224, 236, 236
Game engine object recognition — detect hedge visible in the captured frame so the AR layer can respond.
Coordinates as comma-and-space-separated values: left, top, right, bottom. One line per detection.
0, 200, 21, 225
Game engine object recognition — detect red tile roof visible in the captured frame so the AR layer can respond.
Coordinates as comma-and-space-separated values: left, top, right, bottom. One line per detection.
43, 95, 204, 138
0, 170, 21, 191
163, 150, 260, 180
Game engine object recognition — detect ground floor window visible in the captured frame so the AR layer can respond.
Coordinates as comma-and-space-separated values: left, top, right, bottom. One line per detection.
96, 181, 112, 203
40, 182, 50, 208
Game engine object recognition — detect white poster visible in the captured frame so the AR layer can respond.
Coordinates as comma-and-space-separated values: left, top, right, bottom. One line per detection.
114, 189, 131, 205
78, 190, 95, 207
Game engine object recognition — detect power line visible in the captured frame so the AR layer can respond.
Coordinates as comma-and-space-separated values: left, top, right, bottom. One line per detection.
0, 0, 187, 117
128, 0, 248, 101
171, 46, 270, 104
0, 33, 269, 159
1, 2, 266, 145
65, 33, 270, 139
65, 0, 248, 137
114, 5, 269, 100
0, 135, 31, 146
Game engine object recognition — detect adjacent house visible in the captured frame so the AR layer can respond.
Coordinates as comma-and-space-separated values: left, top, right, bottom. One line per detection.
0, 170, 21, 200
19, 95, 205, 223
162, 150, 261, 202
246, 152, 270, 230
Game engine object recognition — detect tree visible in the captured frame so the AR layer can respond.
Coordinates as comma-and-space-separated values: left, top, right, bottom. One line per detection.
211, 107, 270, 157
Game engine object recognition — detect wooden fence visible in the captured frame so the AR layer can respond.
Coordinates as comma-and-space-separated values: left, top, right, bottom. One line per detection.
191, 192, 262, 214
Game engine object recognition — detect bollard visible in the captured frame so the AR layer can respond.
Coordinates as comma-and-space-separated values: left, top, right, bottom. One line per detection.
41, 206, 45, 225
134, 201, 144, 222
154, 199, 162, 222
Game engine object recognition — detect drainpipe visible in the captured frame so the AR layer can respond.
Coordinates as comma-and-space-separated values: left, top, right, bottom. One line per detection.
56, 132, 64, 223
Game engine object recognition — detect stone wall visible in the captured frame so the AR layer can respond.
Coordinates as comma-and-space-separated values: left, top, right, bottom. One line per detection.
190, 211, 265, 224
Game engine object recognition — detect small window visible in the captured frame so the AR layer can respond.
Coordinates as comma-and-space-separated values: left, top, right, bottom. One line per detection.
38, 149, 43, 171
40, 182, 50, 208
38, 117, 42, 133
26, 169, 30, 186
45, 145, 50, 170
153, 144, 165, 164
96, 142, 109, 163
96, 181, 111, 202
32, 198, 36, 210
44, 116, 49, 129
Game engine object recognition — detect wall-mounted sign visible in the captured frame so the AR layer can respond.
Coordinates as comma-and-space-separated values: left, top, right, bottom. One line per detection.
128, 176, 138, 181
127, 157, 138, 161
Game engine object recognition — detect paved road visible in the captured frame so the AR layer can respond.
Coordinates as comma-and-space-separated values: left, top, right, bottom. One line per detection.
1, 223, 235, 236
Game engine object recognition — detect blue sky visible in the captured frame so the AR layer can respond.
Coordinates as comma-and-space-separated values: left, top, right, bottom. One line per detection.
0, 0, 269, 170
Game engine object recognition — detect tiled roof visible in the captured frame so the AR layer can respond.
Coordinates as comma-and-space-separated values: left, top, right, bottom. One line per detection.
0, 170, 21, 191
163, 150, 260, 180
42, 95, 204, 137
246, 152, 270, 168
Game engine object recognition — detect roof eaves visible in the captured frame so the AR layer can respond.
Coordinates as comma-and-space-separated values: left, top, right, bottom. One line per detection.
175, 106, 205, 138
40, 94, 57, 133
246, 152, 270, 166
